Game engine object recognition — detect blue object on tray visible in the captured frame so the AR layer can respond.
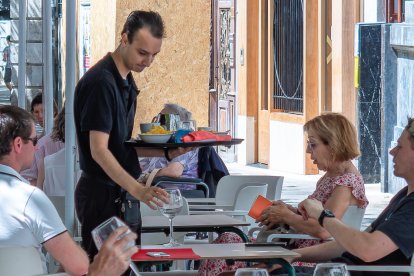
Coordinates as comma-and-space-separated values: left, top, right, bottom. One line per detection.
174, 129, 192, 143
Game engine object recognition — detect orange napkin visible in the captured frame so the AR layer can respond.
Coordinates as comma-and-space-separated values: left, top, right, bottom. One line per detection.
180, 131, 232, 142
248, 195, 272, 220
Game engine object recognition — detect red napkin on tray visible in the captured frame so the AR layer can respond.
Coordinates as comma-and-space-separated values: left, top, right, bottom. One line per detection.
131, 248, 200, 261
180, 131, 232, 142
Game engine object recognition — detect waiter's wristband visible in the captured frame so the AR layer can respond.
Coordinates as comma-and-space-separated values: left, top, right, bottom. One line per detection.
164, 148, 172, 161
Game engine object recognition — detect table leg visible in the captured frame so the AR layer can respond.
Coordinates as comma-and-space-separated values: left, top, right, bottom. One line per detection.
215, 226, 249, 242
270, 258, 296, 276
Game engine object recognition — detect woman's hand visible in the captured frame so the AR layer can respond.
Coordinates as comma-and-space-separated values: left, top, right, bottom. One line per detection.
298, 198, 324, 220
257, 202, 292, 229
168, 147, 194, 159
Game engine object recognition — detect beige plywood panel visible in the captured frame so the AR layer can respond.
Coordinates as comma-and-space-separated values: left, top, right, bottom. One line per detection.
90, 0, 117, 66
116, 1, 211, 137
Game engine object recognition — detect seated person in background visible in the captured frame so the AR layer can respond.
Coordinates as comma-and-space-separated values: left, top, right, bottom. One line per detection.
197, 112, 368, 276
270, 117, 414, 276
139, 103, 204, 197
139, 148, 201, 197
20, 105, 65, 186
0, 105, 138, 276
30, 93, 58, 138
36, 106, 66, 195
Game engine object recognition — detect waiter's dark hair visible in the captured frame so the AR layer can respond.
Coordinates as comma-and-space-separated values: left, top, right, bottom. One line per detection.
121, 10, 165, 42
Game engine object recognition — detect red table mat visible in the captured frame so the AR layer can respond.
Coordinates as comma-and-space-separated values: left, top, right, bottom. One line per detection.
132, 248, 200, 261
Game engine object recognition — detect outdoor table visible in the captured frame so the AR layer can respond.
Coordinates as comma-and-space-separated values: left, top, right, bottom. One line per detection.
133, 243, 300, 276
142, 214, 250, 242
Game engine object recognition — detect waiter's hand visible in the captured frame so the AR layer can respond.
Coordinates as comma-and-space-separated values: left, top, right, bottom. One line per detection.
134, 186, 169, 209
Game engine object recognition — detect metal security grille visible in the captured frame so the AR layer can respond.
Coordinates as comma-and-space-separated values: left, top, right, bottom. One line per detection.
273, 0, 303, 114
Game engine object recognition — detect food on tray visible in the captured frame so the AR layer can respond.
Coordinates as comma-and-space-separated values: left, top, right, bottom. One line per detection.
144, 125, 172, 135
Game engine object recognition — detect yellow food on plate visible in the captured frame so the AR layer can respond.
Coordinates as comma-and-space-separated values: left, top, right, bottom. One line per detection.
144, 125, 172, 134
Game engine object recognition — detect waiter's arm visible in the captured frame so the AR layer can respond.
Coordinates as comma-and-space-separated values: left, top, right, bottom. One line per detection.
90, 130, 168, 207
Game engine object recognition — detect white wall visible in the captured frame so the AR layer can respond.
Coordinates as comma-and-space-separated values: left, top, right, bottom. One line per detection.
236, 115, 255, 165
268, 120, 304, 174
363, 0, 386, 23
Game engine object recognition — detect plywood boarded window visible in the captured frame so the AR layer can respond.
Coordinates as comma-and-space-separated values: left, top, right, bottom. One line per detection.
272, 0, 303, 114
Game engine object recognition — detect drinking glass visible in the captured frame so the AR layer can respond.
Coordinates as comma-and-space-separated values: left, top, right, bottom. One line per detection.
91, 216, 140, 275
178, 120, 197, 131
235, 268, 269, 276
313, 263, 349, 276
158, 188, 184, 247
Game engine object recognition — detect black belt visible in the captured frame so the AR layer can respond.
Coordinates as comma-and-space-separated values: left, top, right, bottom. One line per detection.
80, 172, 117, 187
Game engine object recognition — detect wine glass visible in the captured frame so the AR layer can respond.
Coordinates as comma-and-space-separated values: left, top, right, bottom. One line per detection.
158, 188, 183, 247
235, 268, 269, 276
178, 120, 197, 131
313, 263, 349, 276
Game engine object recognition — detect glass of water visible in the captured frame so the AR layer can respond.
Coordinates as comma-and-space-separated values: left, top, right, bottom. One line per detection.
158, 188, 183, 247
91, 216, 140, 275
313, 263, 349, 276
178, 120, 197, 131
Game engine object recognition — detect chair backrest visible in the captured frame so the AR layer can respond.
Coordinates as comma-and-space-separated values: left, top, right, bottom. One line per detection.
0, 246, 44, 275
233, 184, 268, 211
44, 148, 66, 196
215, 175, 283, 205
234, 184, 268, 230
341, 205, 366, 230
154, 179, 210, 198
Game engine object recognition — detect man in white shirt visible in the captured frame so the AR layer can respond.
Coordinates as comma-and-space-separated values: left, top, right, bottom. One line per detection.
0, 105, 89, 275
0, 105, 138, 275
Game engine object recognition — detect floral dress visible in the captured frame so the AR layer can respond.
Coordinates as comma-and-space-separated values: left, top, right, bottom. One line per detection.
295, 172, 368, 249
197, 172, 369, 275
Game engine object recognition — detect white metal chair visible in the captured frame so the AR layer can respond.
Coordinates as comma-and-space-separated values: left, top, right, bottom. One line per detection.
48, 196, 65, 222
189, 174, 282, 210
0, 246, 44, 275
216, 175, 284, 200
190, 183, 268, 213
262, 205, 366, 242
190, 183, 268, 233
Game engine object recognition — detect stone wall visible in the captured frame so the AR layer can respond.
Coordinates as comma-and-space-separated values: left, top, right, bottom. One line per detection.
387, 8, 414, 193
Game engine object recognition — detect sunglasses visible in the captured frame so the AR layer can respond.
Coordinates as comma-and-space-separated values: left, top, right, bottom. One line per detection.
25, 136, 39, 146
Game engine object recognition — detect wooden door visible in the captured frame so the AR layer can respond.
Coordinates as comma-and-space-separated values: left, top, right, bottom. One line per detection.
209, 0, 237, 162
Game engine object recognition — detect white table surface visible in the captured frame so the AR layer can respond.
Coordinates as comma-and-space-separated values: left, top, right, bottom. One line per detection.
142, 214, 249, 230
134, 243, 299, 261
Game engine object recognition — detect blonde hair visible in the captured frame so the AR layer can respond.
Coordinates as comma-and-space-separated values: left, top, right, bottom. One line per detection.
304, 112, 360, 162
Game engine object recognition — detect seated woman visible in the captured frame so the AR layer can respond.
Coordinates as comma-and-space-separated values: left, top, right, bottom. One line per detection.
138, 148, 204, 197
269, 117, 414, 275
138, 103, 205, 197
197, 112, 369, 276
20, 105, 64, 186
